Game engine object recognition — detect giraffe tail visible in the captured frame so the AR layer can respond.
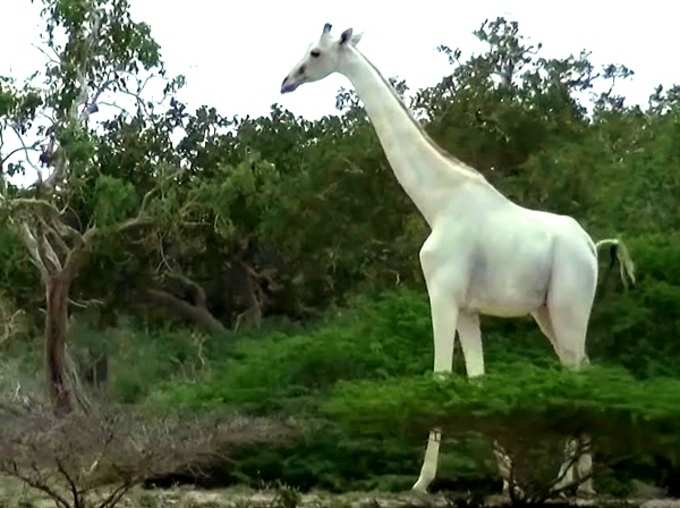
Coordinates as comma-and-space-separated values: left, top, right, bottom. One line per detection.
595, 238, 636, 289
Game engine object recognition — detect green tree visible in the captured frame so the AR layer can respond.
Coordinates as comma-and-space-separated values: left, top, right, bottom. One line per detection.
0, 0, 183, 414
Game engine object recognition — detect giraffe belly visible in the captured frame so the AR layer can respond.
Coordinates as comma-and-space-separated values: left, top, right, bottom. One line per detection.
467, 300, 541, 318
462, 256, 551, 317
463, 288, 547, 317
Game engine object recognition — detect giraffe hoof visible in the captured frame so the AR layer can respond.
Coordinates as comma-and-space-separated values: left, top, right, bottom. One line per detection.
411, 481, 429, 494
412, 470, 435, 494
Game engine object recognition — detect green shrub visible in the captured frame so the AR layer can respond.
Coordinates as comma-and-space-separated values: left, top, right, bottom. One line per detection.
146, 285, 680, 492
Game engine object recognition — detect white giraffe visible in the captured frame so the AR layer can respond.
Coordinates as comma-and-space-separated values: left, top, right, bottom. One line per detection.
280, 24, 635, 495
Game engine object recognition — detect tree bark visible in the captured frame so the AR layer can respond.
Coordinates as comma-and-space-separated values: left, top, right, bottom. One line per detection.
233, 267, 263, 331
45, 273, 73, 416
223, 259, 267, 331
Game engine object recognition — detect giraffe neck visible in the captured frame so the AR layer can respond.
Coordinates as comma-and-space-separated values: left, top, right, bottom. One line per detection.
338, 47, 494, 225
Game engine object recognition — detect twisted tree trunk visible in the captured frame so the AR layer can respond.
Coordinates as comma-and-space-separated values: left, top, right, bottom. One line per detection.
45, 273, 73, 416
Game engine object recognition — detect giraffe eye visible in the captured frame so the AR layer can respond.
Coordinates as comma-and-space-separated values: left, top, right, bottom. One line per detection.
310, 50, 321, 58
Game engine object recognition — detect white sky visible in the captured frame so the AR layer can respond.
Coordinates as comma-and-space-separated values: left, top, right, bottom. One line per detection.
1, 0, 678, 122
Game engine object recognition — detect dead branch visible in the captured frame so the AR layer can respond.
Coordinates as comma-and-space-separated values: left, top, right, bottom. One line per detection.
2, 460, 72, 508
0, 402, 294, 508
32, 42, 61, 65
145, 287, 225, 335
18, 222, 48, 281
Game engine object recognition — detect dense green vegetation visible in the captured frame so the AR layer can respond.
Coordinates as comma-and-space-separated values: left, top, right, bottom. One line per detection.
135, 289, 676, 494
1, 1, 679, 503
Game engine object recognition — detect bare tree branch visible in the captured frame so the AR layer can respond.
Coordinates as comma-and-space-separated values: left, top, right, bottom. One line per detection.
0, 143, 41, 167
38, 230, 63, 272
10, 125, 42, 174
0, 460, 71, 508
97, 101, 129, 115
0, 405, 292, 508
32, 42, 61, 65
55, 456, 82, 507
40, 215, 71, 259
87, 78, 117, 115
18, 223, 48, 281
74, 5, 102, 124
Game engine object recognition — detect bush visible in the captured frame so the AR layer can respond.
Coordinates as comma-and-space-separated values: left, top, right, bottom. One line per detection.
0, 401, 293, 508
148, 290, 435, 413
146, 284, 680, 493
67, 317, 218, 403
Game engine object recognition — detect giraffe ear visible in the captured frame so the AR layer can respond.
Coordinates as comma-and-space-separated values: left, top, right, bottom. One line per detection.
340, 28, 362, 46
339, 28, 353, 45
322, 23, 332, 35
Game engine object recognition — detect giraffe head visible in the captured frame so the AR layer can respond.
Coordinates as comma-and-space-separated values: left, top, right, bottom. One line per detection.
280, 23, 362, 94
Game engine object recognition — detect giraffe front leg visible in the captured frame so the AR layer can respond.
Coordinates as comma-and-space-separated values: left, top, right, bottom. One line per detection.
412, 281, 459, 492
412, 428, 442, 493
458, 313, 520, 497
